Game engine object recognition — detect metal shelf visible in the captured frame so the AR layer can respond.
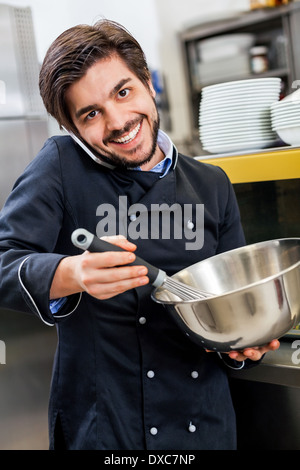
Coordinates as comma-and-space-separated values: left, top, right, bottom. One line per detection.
181, 3, 300, 137
181, 3, 300, 41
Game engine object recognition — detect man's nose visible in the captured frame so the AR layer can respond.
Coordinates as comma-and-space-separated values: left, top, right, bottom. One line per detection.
104, 103, 127, 132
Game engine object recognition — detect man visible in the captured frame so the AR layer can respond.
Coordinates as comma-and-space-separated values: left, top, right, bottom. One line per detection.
0, 20, 279, 450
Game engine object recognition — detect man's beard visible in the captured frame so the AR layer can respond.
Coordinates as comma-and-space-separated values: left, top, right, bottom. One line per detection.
100, 113, 160, 170
83, 104, 160, 170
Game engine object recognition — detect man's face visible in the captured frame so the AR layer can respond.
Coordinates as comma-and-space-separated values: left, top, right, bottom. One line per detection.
65, 54, 162, 169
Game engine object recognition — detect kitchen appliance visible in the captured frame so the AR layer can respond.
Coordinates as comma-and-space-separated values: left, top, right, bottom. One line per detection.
0, 4, 48, 209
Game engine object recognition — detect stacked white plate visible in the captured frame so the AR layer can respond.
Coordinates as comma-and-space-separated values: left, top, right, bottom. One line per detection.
198, 33, 255, 63
271, 88, 300, 146
197, 33, 255, 84
199, 78, 281, 154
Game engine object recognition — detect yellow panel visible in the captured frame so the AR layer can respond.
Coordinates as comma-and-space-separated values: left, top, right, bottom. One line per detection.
196, 147, 300, 184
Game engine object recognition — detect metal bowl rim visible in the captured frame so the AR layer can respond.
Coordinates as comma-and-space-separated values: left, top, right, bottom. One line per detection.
152, 238, 300, 305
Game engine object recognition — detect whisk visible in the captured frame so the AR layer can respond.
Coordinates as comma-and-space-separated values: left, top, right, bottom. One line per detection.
71, 229, 212, 301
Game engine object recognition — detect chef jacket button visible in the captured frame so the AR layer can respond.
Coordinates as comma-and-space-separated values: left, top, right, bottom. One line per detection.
150, 427, 158, 436
129, 214, 137, 221
191, 371, 199, 379
139, 316, 146, 325
188, 422, 196, 433
147, 370, 155, 379
187, 220, 194, 230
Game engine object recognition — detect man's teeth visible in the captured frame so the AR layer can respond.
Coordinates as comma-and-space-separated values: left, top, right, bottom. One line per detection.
114, 123, 141, 144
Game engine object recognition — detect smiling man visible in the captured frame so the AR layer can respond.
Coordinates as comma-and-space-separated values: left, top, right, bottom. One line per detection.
0, 20, 279, 450
65, 58, 162, 170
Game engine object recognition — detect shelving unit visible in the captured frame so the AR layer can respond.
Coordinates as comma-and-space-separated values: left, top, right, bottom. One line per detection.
181, 8, 300, 449
180, 3, 300, 140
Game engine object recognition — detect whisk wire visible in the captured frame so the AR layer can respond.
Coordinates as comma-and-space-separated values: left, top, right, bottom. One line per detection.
163, 278, 212, 301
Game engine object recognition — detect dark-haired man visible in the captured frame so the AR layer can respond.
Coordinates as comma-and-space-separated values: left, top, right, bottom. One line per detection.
0, 20, 279, 450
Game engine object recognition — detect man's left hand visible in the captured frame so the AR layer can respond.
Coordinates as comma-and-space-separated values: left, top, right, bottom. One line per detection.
227, 339, 280, 362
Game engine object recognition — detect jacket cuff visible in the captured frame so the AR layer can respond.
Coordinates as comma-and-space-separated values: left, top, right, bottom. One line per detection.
218, 353, 245, 370
218, 352, 264, 370
18, 254, 81, 325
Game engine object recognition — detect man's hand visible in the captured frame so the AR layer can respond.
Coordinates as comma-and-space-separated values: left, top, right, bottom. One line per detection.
227, 339, 280, 362
50, 235, 149, 300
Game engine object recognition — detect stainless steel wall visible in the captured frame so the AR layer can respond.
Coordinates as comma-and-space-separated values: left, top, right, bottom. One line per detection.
0, 4, 54, 449
0, 4, 49, 208
0, 119, 49, 208
0, 309, 57, 449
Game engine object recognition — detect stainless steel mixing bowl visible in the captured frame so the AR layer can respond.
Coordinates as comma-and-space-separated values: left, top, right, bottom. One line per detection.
152, 238, 300, 352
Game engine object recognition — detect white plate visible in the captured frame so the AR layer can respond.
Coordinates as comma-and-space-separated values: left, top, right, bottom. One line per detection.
200, 123, 272, 134
201, 138, 277, 148
202, 77, 281, 88
200, 117, 270, 125
201, 133, 277, 145
202, 78, 281, 94
199, 110, 270, 123
202, 94, 280, 106
203, 93, 279, 105
273, 121, 300, 130
201, 130, 276, 140
201, 97, 278, 106
271, 107, 300, 115
272, 120, 300, 128
203, 86, 280, 95
202, 90, 281, 102
271, 100, 300, 109
203, 139, 278, 153
202, 89, 280, 98
271, 117, 300, 127
199, 33, 255, 63
200, 105, 271, 114
199, 117, 271, 127
200, 126, 273, 136
200, 130, 276, 141
200, 102, 275, 113
275, 126, 300, 145
272, 113, 300, 120
200, 124, 274, 134
271, 108, 300, 118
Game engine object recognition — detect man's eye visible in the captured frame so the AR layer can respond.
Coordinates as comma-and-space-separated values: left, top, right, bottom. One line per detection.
118, 88, 129, 98
86, 110, 99, 120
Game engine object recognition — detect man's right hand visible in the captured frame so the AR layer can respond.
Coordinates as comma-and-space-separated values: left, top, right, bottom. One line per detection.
50, 236, 149, 300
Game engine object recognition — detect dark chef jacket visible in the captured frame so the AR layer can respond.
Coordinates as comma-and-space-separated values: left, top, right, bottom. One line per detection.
0, 135, 246, 450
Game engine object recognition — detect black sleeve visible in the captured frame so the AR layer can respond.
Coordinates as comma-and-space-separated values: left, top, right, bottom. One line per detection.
0, 138, 81, 325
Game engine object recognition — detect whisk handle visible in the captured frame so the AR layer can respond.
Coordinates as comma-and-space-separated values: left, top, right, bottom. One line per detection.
71, 228, 166, 288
